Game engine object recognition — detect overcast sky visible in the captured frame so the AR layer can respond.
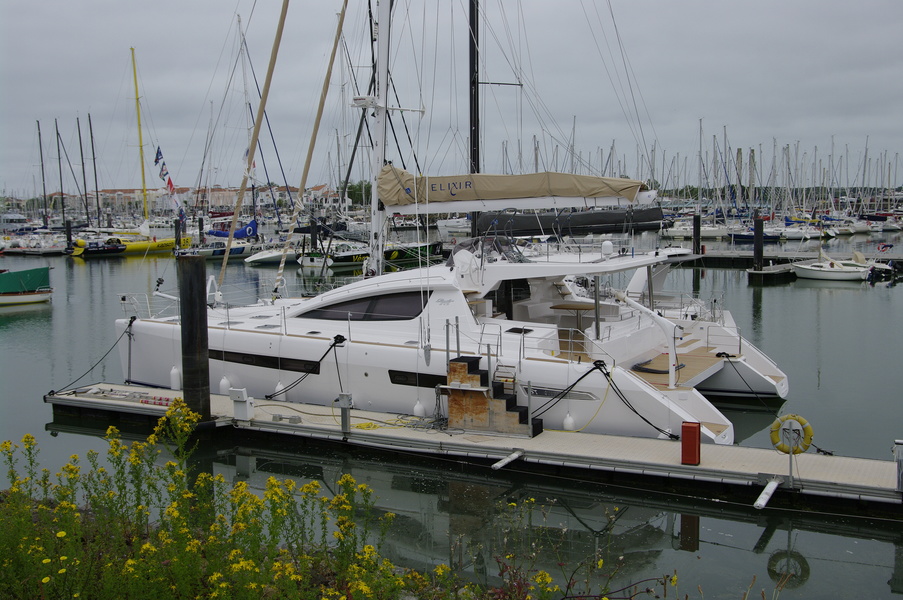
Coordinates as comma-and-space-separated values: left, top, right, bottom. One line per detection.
2, 0, 901, 202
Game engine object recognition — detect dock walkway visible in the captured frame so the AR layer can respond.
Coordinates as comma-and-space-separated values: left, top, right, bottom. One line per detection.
45, 383, 902, 510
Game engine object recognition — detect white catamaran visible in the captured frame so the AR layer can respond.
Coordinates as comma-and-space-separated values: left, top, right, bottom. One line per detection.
115, 2, 787, 447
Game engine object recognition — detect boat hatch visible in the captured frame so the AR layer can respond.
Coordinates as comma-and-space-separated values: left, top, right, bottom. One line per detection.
507, 327, 533, 334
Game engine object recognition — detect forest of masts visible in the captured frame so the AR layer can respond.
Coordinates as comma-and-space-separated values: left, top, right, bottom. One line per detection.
517, 133, 901, 216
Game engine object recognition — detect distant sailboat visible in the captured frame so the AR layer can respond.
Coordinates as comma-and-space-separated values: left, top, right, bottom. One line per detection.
68, 48, 189, 258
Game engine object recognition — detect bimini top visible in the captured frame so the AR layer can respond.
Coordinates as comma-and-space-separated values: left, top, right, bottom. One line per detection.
377, 165, 655, 215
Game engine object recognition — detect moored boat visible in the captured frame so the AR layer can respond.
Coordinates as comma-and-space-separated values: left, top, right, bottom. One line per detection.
791, 251, 870, 281
0, 266, 53, 305
178, 239, 262, 260
112, 1, 790, 451
68, 235, 192, 258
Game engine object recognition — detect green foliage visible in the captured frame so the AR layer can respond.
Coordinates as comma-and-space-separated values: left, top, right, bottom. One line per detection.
344, 180, 371, 207
1, 399, 692, 599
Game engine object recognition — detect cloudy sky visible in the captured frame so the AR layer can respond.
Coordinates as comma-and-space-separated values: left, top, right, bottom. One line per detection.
2, 0, 901, 202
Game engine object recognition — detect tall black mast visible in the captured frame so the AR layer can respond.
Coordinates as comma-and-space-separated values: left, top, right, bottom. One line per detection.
37, 121, 48, 227
469, 0, 479, 175
88, 114, 102, 225
469, 0, 480, 237
77, 117, 91, 226
55, 119, 66, 229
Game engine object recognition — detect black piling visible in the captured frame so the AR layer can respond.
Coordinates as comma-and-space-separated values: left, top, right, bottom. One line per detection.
174, 218, 183, 249
692, 214, 701, 255
177, 255, 211, 421
753, 218, 764, 272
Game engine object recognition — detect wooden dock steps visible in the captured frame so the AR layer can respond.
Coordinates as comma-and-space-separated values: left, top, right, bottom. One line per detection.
445, 356, 542, 437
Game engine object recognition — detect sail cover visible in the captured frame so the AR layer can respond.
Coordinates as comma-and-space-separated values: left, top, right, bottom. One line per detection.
377, 165, 655, 214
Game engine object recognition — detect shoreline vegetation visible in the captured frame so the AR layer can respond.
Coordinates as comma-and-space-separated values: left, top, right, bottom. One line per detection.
2, 399, 783, 599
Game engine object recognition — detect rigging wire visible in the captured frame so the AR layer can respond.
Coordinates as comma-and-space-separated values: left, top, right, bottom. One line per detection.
530, 359, 679, 441
49, 316, 136, 395
265, 335, 346, 399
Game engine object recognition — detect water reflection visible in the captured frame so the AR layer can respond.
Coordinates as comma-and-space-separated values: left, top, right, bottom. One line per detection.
0, 301, 53, 325
46, 414, 903, 597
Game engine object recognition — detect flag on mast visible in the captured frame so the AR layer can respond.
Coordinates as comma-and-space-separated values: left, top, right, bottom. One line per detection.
154, 146, 184, 221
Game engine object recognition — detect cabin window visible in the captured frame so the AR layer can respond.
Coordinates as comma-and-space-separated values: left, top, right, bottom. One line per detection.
300, 291, 432, 321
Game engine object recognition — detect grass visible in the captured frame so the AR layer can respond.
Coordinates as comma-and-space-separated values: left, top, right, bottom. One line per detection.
1, 398, 723, 599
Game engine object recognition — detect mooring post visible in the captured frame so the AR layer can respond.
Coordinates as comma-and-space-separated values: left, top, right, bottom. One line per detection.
177, 254, 211, 421
692, 214, 701, 255
895, 439, 903, 492
753, 218, 764, 272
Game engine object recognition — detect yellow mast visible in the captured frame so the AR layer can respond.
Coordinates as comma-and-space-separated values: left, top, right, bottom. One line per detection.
130, 47, 148, 222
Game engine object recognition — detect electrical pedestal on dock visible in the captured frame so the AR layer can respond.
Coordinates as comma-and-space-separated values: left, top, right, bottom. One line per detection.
681, 421, 701, 465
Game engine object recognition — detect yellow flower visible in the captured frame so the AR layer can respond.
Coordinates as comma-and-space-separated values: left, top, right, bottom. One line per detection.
597, 558, 604, 569
670, 574, 678, 586
531, 571, 553, 586
43, 558, 51, 564
42, 576, 50, 584
56, 531, 66, 538
58, 568, 67, 574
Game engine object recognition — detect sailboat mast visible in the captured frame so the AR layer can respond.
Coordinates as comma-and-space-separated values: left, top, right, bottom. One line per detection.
131, 47, 148, 222
368, 0, 392, 275
468, 0, 480, 238
469, 0, 480, 175
77, 117, 91, 226
55, 119, 67, 231
222, 0, 291, 289
88, 114, 102, 225
36, 121, 48, 227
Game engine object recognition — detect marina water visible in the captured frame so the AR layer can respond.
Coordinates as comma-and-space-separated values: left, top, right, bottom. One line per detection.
2, 229, 902, 597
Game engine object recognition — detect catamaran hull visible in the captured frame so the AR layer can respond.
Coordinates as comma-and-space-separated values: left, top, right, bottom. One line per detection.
115, 314, 733, 446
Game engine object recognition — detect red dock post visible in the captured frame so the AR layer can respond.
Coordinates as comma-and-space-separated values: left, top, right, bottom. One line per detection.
681, 421, 701, 465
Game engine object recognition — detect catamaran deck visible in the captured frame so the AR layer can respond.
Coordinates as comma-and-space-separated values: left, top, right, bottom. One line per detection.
45, 383, 902, 510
